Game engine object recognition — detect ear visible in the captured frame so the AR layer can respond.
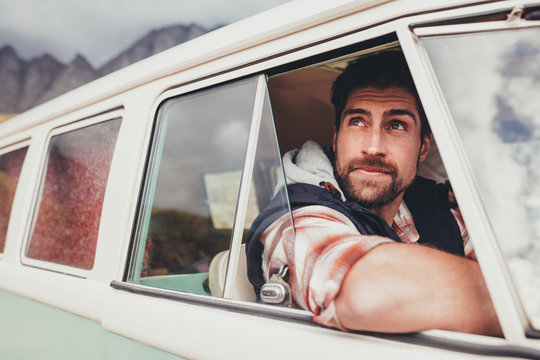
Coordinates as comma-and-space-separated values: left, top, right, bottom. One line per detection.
418, 134, 432, 163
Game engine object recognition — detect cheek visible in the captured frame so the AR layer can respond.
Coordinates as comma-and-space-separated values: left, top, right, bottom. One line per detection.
334, 142, 353, 174
335, 136, 355, 163
336, 131, 360, 153
394, 142, 422, 171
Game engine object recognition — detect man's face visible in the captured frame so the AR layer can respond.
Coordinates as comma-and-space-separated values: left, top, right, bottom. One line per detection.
333, 87, 430, 210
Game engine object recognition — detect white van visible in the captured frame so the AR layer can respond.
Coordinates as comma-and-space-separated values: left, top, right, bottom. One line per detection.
2, 0, 540, 358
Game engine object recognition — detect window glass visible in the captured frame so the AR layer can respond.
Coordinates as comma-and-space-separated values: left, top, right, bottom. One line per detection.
130, 78, 258, 295
27, 118, 121, 269
220, 84, 292, 301
0, 146, 28, 252
247, 87, 291, 234
421, 27, 540, 327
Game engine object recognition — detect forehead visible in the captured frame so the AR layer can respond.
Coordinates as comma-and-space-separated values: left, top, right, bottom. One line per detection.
344, 87, 418, 112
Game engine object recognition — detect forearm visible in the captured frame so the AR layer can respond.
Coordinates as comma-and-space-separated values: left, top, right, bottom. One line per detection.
260, 206, 393, 328
335, 242, 502, 336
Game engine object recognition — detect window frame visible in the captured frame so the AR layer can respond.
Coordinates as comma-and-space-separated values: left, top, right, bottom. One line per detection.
397, 11, 540, 344
223, 75, 269, 298
21, 110, 124, 278
126, 74, 273, 297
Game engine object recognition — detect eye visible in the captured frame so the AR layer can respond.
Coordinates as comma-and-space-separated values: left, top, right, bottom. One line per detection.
389, 121, 406, 130
349, 118, 366, 127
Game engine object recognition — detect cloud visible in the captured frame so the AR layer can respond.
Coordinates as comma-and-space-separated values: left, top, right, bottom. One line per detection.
425, 28, 540, 319
0, 0, 290, 66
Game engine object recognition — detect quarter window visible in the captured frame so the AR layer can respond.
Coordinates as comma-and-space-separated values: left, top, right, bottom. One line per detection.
26, 118, 121, 269
0, 146, 28, 252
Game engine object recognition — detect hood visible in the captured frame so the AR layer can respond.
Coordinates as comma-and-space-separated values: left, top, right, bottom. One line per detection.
278, 140, 346, 202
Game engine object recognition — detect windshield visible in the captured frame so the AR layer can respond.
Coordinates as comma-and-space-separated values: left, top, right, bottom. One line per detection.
421, 26, 540, 328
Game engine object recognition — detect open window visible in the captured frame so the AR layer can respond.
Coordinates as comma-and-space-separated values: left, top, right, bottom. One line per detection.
261, 41, 471, 293
268, 41, 449, 189
128, 35, 474, 308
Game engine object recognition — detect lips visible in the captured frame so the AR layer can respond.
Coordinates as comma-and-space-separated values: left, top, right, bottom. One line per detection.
346, 159, 397, 178
354, 166, 392, 174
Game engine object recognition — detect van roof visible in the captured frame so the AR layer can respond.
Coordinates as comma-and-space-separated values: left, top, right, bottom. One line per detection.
0, 0, 487, 135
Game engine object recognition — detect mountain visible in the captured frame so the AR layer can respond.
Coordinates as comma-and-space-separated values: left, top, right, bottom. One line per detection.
18, 54, 66, 111
37, 54, 99, 105
0, 23, 209, 114
99, 24, 207, 76
0, 46, 25, 113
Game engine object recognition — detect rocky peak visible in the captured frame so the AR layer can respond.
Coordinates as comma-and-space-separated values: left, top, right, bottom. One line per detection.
0, 45, 26, 113
18, 54, 65, 111
0, 23, 209, 114
36, 53, 98, 105
0, 45, 18, 59
98, 23, 208, 76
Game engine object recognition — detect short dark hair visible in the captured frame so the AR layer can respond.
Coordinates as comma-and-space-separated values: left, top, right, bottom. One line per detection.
330, 51, 430, 140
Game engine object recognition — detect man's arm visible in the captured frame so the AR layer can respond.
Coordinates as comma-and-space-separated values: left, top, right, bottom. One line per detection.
335, 242, 502, 336
260, 205, 393, 329
261, 205, 501, 336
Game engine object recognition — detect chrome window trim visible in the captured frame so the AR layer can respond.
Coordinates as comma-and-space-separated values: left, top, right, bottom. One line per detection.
111, 280, 312, 322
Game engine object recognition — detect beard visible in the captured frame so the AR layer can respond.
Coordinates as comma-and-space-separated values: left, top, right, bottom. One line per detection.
334, 154, 416, 210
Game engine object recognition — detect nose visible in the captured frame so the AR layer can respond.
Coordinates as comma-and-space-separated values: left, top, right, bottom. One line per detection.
362, 128, 387, 157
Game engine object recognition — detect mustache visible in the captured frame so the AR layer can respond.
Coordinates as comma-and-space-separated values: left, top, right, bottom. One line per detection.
344, 157, 398, 177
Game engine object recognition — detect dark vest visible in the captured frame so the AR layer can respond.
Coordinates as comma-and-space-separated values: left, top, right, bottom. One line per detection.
245, 176, 464, 294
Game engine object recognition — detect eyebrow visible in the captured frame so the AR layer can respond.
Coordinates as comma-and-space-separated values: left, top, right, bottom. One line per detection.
342, 108, 371, 117
342, 108, 417, 124
384, 109, 417, 124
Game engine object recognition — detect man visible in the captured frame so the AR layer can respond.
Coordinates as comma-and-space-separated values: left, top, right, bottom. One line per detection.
246, 51, 502, 336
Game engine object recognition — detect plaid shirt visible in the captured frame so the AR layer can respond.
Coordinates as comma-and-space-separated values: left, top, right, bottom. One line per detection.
259, 199, 474, 330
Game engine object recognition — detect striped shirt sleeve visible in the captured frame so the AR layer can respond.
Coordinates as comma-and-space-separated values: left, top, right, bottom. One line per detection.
259, 205, 393, 329
259, 195, 474, 329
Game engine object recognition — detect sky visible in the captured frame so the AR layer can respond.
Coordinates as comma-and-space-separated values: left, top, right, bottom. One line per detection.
0, 0, 291, 68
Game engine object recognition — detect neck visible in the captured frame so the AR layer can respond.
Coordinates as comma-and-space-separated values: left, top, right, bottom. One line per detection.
370, 194, 404, 226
